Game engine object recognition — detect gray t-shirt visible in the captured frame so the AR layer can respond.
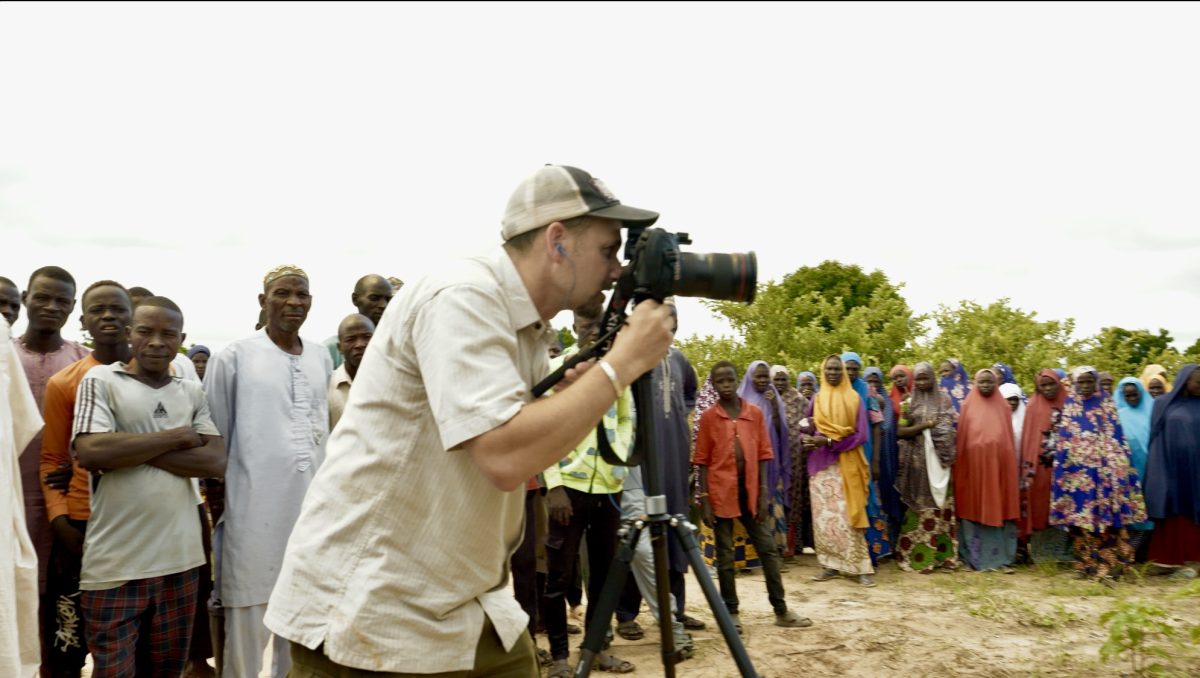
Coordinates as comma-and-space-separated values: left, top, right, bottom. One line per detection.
73, 363, 220, 590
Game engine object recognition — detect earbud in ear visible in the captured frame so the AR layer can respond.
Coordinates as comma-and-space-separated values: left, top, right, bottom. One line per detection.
555, 243, 567, 256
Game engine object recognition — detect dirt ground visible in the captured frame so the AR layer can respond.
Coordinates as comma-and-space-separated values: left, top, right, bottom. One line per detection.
78, 555, 1199, 677
542, 555, 1200, 678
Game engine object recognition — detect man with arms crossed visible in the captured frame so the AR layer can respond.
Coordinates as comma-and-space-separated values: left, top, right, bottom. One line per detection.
266, 165, 675, 676
73, 297, 226, 676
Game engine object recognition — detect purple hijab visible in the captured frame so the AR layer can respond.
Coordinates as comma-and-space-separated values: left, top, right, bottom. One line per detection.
738, 360, 791, 502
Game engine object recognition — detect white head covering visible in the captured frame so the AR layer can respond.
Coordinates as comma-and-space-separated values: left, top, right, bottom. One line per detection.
1000, 382, 1026, 464
769, 364, 789, 380
1071, 365, 1098, 382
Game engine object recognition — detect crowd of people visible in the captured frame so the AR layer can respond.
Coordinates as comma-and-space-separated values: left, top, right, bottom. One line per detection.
2, 164, 1198, 678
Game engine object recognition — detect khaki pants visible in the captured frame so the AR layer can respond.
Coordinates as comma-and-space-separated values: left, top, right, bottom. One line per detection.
288, 617, 538, 677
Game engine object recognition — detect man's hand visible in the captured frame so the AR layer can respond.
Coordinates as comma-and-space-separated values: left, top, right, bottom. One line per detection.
547, 486, 573, 526
757, 492, 769, 523
605, 301, 675, 386
701, 500, 714, 528
51, 515, 84, 557
44, 462, 73, 492
170, 427, 204, 451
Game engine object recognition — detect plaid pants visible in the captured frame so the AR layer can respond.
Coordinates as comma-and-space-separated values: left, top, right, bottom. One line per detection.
82, 568, 199, 677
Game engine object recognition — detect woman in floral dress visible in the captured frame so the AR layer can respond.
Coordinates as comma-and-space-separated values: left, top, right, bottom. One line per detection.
1050, 367, 1147, 584
894, 362, 960, 573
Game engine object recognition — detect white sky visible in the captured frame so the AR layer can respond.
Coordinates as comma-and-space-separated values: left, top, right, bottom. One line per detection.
3, 1, 1198, 356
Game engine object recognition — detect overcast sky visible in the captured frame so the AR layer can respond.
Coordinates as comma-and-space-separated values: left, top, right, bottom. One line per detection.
3, 2, 1198, 359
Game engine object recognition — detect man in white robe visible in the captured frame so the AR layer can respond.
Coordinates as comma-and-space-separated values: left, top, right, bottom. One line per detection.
2, 318, 44, 677
204, 265, 332, 678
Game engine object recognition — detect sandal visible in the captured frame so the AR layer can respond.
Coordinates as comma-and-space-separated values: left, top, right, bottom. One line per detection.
680, 614, 707, 630
547, 659, 572, 678
566, 623, 582, 635
811, 568, 839, 582
593, 651, 635, 673
775, 610, 814, 628
730, 612, 743, 634
616, 619, 644, 641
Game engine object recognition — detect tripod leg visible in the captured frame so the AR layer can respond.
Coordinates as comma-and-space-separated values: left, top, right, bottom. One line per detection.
573, 522, 641, 678
673, 516, 761, 678
649, 520, 678, 677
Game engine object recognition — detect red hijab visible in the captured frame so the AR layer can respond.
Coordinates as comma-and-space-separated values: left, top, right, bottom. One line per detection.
954, 369, 1019, 526
888, 364, 913, 419
1017, 368, 1067, 535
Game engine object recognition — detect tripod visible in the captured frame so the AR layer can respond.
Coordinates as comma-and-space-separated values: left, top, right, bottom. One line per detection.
569, 369, 760, 678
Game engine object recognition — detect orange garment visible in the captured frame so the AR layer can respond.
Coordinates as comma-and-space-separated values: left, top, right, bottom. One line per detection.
954, 384, 1019, 527
694, 398, 774, 519
39, 354, 101, 522
1018, 368, 1066, 537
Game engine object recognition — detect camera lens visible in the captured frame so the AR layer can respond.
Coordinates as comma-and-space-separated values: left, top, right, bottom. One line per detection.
674, 251, 757, 303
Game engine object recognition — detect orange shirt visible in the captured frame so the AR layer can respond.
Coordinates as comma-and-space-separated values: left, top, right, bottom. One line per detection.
693, 399, 774, 519
40, 354, 101, 522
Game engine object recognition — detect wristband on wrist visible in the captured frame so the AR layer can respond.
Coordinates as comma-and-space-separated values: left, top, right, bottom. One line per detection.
597, 359, 623, 399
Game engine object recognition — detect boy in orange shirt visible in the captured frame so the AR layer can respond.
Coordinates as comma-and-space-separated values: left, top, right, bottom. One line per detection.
38, 280, 134, 675
695, 361, 812, 632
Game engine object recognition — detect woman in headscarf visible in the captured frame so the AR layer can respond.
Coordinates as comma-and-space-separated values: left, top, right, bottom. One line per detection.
1000, 382, 1026, 457
954, 368, 1020, 572
1114, 377, 1156, 559
1141, 364, 1173, 399
1143, 364, 1200, 573
739, 361, 791, 556
894, 362, 959, 573
841, 352, 892, 562
939, 358, 972, 416
889, 365, 913, 425
1018, 369, 1071, 564
187, 344, 211, 382
1098, 372, 1115, 399
804, 355, 877, 587
797, 371, 818, 400
866, 366, 904, 545
771, 365, 813, 557
1050, 367, 1147, 584
693, 373, 761, 571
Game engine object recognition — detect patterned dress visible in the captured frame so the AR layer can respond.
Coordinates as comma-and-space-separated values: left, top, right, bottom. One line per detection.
781, 387, 812, 553
894, 384, 960, 573
1050, 377, 1147, 580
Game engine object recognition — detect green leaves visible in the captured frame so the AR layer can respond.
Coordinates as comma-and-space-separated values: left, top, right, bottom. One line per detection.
676, 260, 1196, 388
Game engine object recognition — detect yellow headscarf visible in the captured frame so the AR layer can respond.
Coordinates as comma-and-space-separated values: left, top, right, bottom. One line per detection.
812, 354, 869, 529
1140, 364, 1173, 394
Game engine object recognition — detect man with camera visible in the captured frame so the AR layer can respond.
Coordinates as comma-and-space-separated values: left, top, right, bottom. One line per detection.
264, 165, 676, 676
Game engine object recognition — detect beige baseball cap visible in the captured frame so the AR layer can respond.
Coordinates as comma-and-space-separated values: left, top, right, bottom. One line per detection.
501, 165, 659, 241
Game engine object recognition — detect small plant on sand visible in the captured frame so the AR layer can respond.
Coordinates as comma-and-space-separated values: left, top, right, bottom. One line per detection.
1098, 586, 1200, 677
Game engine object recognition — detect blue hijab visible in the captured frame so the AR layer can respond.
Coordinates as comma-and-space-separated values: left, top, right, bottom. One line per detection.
738, 360, 791, 502
992, 362, 1017, 385
938, 358, 971, 414
1114, 377, 1155, 530
796, 371, 819, 393
840, 352, 893, 560
1144, 364, 1200, 522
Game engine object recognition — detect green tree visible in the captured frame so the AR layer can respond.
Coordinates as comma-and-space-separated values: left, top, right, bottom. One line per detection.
679, 261, 922, 382
1079, 327, 1176, 378
556, 326, 575, 351
916, 298, 1083, 391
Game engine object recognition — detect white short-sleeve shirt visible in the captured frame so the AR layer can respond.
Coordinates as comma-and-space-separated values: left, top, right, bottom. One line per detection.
265, 247, 554, 673
72, 363, 219, 590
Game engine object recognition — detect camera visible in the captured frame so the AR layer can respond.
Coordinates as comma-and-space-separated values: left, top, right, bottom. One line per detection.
620, 226, 758, 305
